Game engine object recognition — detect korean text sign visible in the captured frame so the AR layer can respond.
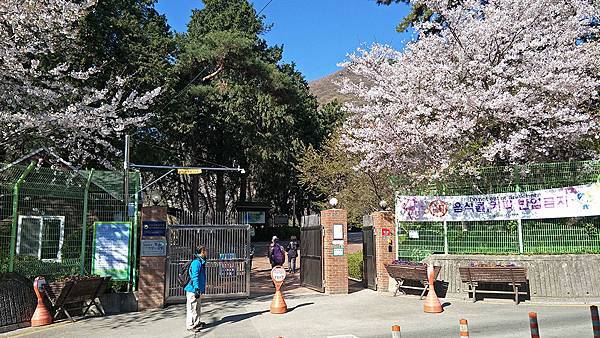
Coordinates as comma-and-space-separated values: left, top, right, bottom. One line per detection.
396, 183, 600, 222
92, 222, 132, 281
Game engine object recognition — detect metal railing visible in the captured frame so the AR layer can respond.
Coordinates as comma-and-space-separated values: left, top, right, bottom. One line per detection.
165, 225, 251, 303
0, 162, 140, 284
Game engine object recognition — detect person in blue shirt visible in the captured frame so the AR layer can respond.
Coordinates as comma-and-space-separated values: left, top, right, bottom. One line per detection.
184, 245, 207, 332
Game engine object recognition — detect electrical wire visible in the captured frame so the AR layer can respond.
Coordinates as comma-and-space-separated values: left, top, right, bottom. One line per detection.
257, 0, 275, 15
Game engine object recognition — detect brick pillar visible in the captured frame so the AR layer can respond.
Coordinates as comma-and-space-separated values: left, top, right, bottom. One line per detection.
372, 211, 396, 292
321, 209, 348, 294
138, 206, 167, 310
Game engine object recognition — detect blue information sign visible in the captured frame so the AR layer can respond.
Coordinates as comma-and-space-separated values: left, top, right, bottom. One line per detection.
142, 220, 167, 237
92, 222, 132, 281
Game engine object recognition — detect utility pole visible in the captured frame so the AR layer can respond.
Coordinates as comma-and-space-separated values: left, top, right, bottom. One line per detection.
124, 135, 131, 208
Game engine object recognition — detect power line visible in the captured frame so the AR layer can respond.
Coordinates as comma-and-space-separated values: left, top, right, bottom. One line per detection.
257, 0, 275, 15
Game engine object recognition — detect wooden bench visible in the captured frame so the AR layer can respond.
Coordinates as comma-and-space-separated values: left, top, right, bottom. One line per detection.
459, 266, 527, 304
44, 276, 111, 322
385, 264, 441, 299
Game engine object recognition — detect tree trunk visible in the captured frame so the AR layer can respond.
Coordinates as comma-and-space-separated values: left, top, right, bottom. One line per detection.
239, 174, 247, 202
216, 171, 226, 212
191, 175, 199, 211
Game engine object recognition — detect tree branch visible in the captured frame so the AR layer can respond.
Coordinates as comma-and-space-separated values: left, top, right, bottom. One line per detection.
202, 60, 224, 82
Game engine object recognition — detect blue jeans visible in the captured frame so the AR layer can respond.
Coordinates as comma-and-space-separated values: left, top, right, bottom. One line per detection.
288, 256, 297, 273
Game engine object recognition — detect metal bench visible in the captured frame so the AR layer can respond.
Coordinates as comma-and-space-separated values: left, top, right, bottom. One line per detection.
385, 264, 441, 299
44, 276, 111, 322
459, 266, 528, 304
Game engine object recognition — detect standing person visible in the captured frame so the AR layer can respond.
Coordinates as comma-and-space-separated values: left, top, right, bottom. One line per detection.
184, 245, 207, 332
267, 236, 285, 268
286, 235, 299, 273
249, 243, 255, 271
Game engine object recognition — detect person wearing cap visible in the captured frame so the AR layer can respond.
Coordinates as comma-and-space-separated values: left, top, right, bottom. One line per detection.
267, 236, 285, 268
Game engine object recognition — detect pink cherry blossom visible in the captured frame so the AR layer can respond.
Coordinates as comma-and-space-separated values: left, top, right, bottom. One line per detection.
341, 0, 600, 183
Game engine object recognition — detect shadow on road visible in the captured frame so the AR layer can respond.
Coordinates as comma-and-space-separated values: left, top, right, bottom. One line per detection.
286, 302, 314, 313
204, 309, 270, 328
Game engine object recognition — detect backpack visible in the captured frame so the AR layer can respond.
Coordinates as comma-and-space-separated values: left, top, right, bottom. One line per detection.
178, 259, 193, 288
272, 244, 285, 265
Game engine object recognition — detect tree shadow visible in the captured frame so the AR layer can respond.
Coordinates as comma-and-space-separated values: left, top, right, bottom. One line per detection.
348, 278, 366, 294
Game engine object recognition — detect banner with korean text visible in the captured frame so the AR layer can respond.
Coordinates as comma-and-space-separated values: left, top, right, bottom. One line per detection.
396, 183, 600, 222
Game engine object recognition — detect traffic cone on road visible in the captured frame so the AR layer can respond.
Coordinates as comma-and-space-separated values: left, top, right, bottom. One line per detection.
31, 277, 52, 327
423, 264, 443, 313
391, 325, 401, 338
459, 319, 469, 337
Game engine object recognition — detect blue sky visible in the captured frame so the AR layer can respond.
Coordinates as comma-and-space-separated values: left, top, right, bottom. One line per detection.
155, 0, 413, 81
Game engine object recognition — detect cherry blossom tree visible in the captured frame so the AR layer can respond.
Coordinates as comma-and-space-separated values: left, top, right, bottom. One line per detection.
0, 0, 161, 167
342, 0, 600, 182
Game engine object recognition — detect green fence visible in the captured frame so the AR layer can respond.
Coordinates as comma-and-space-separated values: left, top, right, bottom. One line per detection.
396, 161, 600, 261
0, 161, 140, 284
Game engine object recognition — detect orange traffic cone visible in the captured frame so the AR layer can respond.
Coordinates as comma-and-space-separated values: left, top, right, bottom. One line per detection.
391, 325, 401, 338
423, 264, 443, 313
31, 276, 52, 327
270, 289, 288, 314
459, 319, 469, 337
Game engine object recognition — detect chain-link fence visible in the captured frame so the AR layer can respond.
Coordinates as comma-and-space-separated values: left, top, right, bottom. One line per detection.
397, 161, 600, 261
0, 161, 140, 283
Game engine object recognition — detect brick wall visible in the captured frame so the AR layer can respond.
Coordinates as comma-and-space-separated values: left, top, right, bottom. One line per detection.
321, 209, 348, 294
372, 211, 396, 292
138, 256, 166, 310
137, 206, 167, 310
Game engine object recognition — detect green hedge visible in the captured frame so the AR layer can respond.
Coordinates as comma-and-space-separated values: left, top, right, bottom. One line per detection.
347, 252, 363, 280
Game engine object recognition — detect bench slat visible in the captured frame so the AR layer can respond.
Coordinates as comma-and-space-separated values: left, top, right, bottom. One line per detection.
459, 267, 527, 283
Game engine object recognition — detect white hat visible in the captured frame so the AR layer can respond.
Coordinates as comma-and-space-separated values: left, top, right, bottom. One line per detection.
272, 236, 278, 241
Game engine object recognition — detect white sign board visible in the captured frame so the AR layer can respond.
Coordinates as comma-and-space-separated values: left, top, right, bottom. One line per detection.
271, 266, 286, 282
333, 247, 344, 256
140, 240, 167, 257
396, 183, 600, 222
333, 224, 344, 240
408, 230, 420, 239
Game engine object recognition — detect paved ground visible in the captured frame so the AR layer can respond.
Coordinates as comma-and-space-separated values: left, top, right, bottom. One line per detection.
250, 243, 314, 296
6, 290, 597, 338
6, 239, 595, 337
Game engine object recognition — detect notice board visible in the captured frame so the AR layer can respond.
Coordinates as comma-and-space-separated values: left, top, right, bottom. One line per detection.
92, 222, 132, 281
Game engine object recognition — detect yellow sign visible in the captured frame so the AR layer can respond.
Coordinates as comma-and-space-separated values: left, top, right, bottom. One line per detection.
177, 168, 202, 175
